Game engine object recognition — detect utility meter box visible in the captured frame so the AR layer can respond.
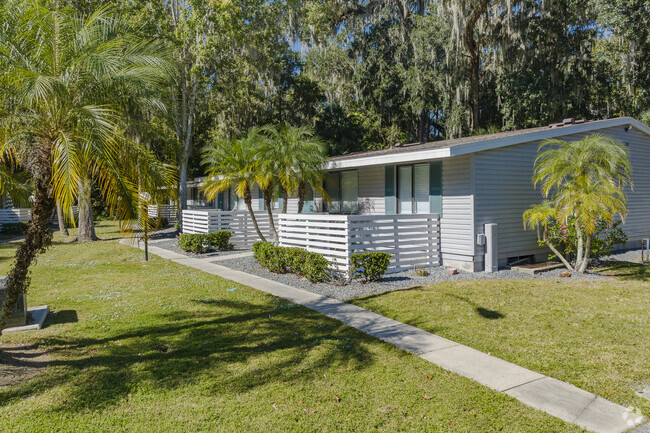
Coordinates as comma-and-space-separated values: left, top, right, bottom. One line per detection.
476, 233, 486, 247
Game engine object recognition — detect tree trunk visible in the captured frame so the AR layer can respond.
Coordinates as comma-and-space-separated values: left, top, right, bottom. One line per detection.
263, 189, 279, 243
0, 144, 56, 330
178, 156, 188, 228
297, 182, 306, 214
577, 234, 592, 273
56, 201, 68, 236
76, 177, 97, 242
243, 186, 266, 243
418, 109, 429, 143
464, 0, 490, 131
573, 219, 584, 270
281, 188, 288, 214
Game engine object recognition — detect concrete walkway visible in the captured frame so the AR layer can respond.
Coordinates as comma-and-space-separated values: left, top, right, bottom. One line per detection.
121, 239, 646, 433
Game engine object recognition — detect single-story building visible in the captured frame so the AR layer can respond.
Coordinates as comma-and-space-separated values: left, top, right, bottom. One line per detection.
184, 116, 650, 272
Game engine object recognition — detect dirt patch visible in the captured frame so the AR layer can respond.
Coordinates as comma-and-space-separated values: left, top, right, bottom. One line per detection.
0, 343, 50, 387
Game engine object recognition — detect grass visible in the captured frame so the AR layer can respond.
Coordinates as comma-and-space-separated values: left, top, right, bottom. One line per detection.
0, 222, 585, 432
350, 266, 650, 418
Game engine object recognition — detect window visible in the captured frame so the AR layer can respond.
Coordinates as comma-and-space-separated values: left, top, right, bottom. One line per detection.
227, 187, 245, 211
324, 170, 358, 214
397, 163, 429, 214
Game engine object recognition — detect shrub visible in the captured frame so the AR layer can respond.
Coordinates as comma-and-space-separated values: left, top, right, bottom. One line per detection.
207, 231, 233, 251
300, 252, 330, 283
179, 234, 209, 254
253, 242, 329, 282
350, 252, 391, 282
253, 242, 287, 272
1, 222, 29, 235
543, 217, 628, 261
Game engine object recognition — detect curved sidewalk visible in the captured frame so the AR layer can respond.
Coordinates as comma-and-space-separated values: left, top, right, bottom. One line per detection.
121, 238, 646, 433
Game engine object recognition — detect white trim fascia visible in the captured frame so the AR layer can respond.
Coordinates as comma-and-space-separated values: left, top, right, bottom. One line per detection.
325, 117, 650, 170
326, 147, 450, 170
449, 117, 647, 157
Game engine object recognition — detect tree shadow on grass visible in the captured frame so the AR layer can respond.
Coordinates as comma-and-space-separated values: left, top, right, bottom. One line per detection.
0, 297, 373, 413
445, 294, 504, 320
597, 261, 650, 282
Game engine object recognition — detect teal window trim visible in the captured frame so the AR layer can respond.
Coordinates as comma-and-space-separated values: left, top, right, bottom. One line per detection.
429, 161, 442, 216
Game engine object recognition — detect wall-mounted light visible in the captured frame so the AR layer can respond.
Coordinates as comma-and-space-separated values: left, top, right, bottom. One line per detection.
625, 125, 631, 132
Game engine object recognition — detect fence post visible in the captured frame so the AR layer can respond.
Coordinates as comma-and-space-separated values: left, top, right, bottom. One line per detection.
344, 215, 351, 274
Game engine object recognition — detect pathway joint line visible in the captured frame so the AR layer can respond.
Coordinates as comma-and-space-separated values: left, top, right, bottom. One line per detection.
573, 395, 599, 424
121, 238, 646, 433
415, 344, 460, 356
500, 376, 547, 393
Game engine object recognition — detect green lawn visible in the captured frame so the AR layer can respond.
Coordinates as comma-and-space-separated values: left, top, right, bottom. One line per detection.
350, 267, 650, 418
0, 223, 584, 432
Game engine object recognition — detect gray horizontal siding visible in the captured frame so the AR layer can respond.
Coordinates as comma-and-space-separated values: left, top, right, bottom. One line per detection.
473, 124, 650, 261
441, 155, 474, 258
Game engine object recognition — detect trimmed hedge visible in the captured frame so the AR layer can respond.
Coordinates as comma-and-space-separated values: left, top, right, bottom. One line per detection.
206, 231, 234, 251
179, 234, 209, 253
178, 231, 233, 254
0, 222, 29, 235
253, 242, 329, 283
350, 252, 391, 282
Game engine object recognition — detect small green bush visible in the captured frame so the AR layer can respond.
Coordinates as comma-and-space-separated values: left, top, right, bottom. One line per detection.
350, 252, 391, 282
206, 231, 233, 251
253, 242, 329, 282
1, 222, 29, 235
179, 234, 209, 254
301, 252, 330, 283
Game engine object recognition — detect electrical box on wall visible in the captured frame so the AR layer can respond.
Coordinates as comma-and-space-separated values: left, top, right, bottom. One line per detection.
476, 233, 486, 246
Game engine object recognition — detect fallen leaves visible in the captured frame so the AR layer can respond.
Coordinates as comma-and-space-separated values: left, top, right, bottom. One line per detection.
423, 395, 431, 400
303, 408, 316, 414
333, 396, 341, 403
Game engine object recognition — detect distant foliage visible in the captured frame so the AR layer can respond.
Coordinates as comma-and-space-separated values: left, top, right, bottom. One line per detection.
253, 242, 329, 282
350, 252, 391, 282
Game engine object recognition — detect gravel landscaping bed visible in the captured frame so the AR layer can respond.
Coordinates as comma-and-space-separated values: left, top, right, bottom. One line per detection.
215, 255, 608, 300
603, 248, 648, 264
152, 237, 250, 259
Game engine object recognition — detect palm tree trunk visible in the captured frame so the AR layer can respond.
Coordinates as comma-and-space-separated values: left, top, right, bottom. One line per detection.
0, 145, 56, 330
297, 182, 306, 214
546, 241, 574, 271
56, 201, 68, 236
574, 219, 584, 270
262, 189, 279, 243
281, 187, 288, 214
243, 186, 266, 243
76, 177, 97, 242
577, 234, 592, 273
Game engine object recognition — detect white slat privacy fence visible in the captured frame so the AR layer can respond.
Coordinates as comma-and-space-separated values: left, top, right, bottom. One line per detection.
148, 205, 178, 222
278, 213, 440, 273
182, 210, 277, 248
0, 208, 32, 227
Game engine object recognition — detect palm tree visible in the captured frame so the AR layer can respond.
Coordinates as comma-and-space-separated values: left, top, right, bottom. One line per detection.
0, 4, 176, 329
524, 134, 632, 273
201, 129, 268, 242
259, 125, 328, 213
